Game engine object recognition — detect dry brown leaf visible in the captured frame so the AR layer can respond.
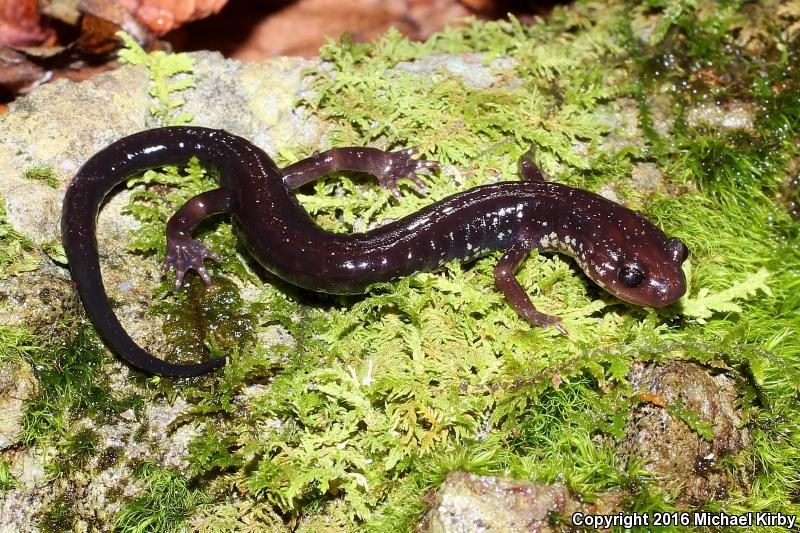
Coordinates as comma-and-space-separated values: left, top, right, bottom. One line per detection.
77, 12, 124, 54
0, 0, 53, 47
172, 0, 470, 60
120, 0, 229, 35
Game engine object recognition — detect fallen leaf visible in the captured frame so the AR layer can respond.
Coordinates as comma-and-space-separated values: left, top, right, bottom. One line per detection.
122, 0, 230, 35
78, 12, 123, 55
0, 0, 53, 47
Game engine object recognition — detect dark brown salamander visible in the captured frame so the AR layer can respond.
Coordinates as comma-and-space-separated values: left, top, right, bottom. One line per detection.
62, 126, 688, 377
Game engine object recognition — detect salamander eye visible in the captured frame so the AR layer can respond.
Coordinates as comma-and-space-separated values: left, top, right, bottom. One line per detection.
618, 263, 646, 288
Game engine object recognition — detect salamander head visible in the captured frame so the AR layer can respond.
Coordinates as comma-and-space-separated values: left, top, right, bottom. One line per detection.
564, 206, 689, 308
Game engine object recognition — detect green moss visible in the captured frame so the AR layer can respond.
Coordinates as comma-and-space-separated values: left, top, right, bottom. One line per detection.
24, 166, 58, 188
667, 397, 714, 441
194, 2, 798, 526
39, 500, 75, 533
46, 427, 101, 480
305, 11, 623, 182
0, 195, 41, 278
40, 240, 67, 265
117, 32, 195, 126
98, 446, 124, 470
0, 324, 39, 364
19, 325, 139, 446
115, 461, 209, 533
678, 264, 771, 324
152, 275, 257, 368
0, 460, 18, 492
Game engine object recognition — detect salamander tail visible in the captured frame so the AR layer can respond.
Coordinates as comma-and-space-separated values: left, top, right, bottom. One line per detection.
61, 127, 230, 377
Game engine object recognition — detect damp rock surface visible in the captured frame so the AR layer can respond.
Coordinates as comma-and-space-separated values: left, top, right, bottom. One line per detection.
618, 361, 750, 504
417, 471, 581, 533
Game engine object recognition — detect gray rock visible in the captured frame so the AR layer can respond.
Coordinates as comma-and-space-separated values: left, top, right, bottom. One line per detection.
630, 162, 665, 194
0, 53, 325, 247
687, 101, 756, 131
395, 53, 520, 90
618, 361, 750, 504
0, 272, 76, 331
0, 64, 150, 245
0, 448, 49, 532
417, 471, 581, 533
180, 53, 325, 153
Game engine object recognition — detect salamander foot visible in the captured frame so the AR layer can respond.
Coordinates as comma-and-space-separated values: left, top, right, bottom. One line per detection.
526, 311, 568, 336
380, 147, 439, 198
161, 238, 220, 291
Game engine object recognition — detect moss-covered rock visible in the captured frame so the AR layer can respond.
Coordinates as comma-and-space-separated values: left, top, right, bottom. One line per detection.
619, 361, 750, 504
0, 360, 38, 450
0, 0, 798, 530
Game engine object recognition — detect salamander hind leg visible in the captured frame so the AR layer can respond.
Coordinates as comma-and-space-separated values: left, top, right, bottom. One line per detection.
281, 146, 439, 198
161, 188, 231, 291
494, 238, 568, 335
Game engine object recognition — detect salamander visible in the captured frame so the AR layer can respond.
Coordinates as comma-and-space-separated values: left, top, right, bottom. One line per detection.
62, 126, 688, 377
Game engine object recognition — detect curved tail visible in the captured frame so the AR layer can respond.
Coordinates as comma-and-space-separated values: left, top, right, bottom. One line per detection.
62, 127, 264, 377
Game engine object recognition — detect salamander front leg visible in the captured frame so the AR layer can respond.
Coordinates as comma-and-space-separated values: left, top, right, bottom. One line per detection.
281, 146, 439, 198
495, 239, 568, 336
161, 188, 232, 291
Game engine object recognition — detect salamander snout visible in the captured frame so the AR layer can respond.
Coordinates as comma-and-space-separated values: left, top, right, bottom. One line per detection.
667, 237, 689, 264
643, 270, 688, 308
610, 236, 689, 308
